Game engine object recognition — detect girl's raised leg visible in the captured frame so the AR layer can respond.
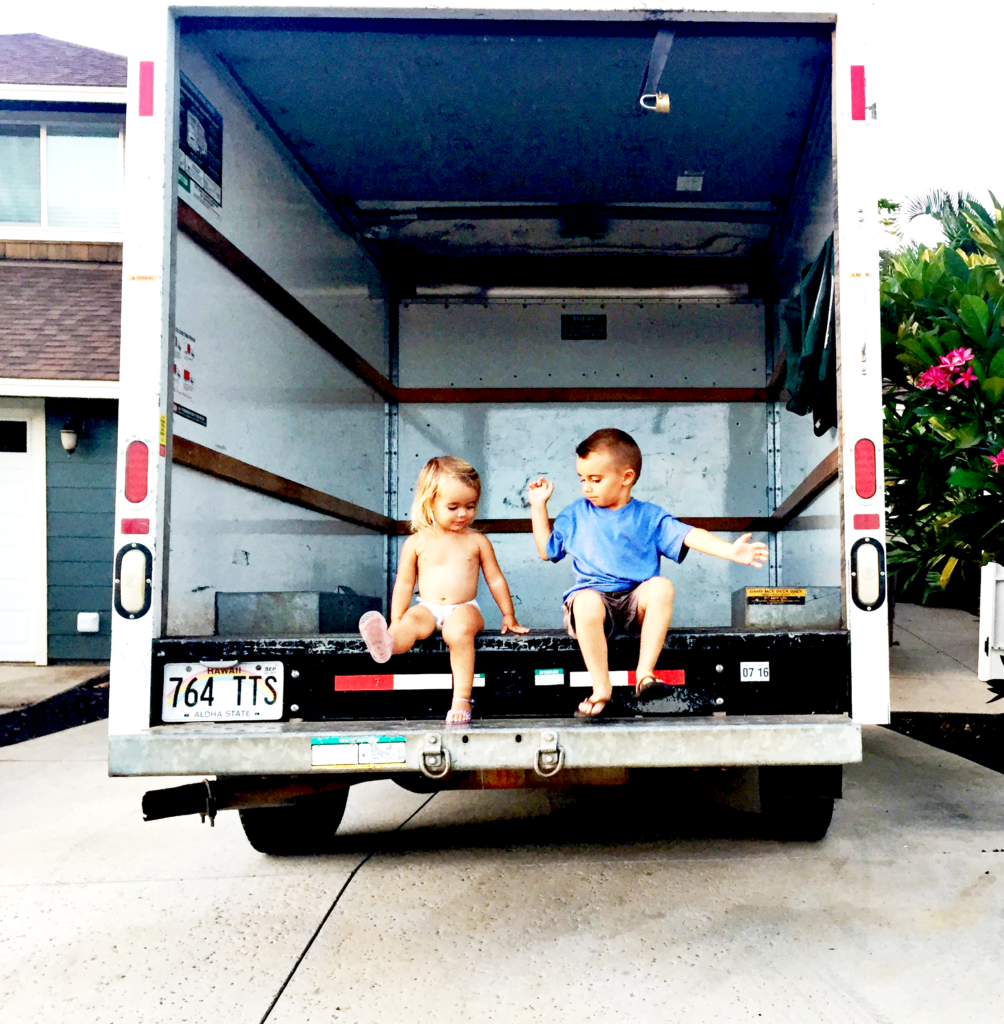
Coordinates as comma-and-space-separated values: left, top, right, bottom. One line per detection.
441, 603, 484, 723
360, 605, 436, 663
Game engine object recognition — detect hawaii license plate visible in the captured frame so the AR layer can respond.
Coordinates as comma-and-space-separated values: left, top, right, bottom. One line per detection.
161, 662, 284, 722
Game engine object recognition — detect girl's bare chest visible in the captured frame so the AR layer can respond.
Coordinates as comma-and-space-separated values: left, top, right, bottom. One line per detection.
417, 539, 480, 571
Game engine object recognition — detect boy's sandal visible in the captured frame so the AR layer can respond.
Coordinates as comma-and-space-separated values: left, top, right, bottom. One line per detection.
573, 697, 610, 720
635, 675, 673, 699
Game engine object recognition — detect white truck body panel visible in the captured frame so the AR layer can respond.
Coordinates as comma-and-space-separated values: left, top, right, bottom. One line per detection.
110, 2, 886, 778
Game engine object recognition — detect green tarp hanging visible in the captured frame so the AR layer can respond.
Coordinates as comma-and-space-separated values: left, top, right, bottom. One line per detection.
783, 235, 836, 435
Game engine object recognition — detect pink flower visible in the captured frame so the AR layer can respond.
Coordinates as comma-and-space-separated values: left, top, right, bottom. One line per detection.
989, 448, 1004, 472
955, 366, 978, 388
941, 347, 974, 370
916, 365, 954, 390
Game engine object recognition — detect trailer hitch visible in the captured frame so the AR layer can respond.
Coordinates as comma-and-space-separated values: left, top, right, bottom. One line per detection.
534, 730, 564, 778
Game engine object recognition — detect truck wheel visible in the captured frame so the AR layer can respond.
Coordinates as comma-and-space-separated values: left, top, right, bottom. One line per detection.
239, 787, 350, 854
758, 765, 839, 842
759, 794, 834, 841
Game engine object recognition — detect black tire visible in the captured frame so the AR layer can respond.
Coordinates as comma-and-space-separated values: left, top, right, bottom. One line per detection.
758, 765, 839, 842
239, 787, 350, 854
759, 795, 834, 841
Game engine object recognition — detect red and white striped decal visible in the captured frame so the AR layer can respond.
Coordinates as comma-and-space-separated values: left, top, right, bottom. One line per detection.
335, 673, 485, 692
569, 669, 685, 687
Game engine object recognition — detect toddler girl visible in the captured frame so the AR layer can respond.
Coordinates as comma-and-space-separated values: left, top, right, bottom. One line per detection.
359, 456, 528, 723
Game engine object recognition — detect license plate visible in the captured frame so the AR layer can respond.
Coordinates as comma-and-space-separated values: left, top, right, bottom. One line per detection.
161, 662, 284, 722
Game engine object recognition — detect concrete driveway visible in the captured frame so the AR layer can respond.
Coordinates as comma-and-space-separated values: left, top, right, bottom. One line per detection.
1, 721, 1002, 1024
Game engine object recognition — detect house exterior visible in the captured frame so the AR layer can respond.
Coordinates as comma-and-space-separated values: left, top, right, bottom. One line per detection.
0, 34, 125, 663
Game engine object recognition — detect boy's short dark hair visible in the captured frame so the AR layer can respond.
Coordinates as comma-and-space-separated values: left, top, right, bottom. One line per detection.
576, 428, 642, 480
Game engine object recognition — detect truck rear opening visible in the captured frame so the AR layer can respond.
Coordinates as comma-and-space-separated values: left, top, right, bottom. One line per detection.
111, 6, 888, 850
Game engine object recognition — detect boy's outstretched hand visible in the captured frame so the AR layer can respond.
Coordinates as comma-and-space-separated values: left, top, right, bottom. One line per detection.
527, 477, 554, 505
731, 533, 769, 567
501, 616, 530, 635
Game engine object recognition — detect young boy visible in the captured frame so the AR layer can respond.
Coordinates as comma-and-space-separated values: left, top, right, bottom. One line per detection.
527, 428, 768, 718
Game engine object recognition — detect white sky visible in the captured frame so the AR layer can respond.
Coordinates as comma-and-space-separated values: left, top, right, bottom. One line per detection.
2, 0, 1001, 244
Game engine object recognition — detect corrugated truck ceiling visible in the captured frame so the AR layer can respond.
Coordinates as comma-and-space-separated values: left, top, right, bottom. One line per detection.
184, 18, 832, 288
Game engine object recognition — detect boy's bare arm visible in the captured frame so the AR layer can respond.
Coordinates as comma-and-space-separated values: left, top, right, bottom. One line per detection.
479, 535, 529, 634
527, 477, 554, 561
389, 536, 419, 622
684, 529, 768, 568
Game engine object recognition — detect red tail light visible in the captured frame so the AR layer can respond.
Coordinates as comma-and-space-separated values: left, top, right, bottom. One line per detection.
854, 439, 876, 499
124, 441, 149, 503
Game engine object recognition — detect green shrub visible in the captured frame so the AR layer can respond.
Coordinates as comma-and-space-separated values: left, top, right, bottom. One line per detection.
881, 194, 1004, 603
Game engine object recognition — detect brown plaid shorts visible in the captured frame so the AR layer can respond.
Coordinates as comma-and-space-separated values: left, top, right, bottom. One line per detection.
562, 586, 642, 638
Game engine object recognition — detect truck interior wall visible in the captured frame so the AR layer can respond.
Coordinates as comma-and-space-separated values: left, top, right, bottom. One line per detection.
398, 299, 771, 628
177, 43, 390, 372
398, 301, 766, 388
168, 42, 389, 635
767, 59, 840, 594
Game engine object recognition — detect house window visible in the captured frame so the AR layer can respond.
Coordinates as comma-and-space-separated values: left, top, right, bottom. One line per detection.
47, 126, 121, 229
0, 126, 42, 223
0, 122, 122, 232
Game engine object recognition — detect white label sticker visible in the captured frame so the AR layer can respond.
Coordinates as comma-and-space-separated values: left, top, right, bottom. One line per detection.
740, 662, 770, 681
534, 668, 564, 686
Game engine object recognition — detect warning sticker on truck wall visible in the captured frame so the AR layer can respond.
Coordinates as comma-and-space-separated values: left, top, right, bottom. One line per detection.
746, 588, 806, 605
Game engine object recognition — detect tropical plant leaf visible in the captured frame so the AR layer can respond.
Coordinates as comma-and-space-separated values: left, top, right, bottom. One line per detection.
960, 294, 990, 339
982, 377, 1004, 407
948, 469, 990, 490
943, 246, 970, 282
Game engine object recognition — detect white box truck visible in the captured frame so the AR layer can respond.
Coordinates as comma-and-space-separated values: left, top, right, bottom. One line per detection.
111, 1, 888, 852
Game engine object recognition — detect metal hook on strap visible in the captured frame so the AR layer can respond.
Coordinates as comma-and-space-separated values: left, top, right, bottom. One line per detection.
637, 28, 675, 113
639, 93, 671, 114
420, 733, 451, 780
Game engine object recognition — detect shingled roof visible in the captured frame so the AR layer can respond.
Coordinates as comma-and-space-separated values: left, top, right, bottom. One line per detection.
0, 33, 126, 88
0, 262, 120, 380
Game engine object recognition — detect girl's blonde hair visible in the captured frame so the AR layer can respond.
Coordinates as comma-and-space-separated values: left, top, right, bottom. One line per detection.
409, 456, 481, 532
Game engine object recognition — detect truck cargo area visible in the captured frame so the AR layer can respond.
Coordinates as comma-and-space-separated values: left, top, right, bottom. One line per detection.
109, 9, 887, 812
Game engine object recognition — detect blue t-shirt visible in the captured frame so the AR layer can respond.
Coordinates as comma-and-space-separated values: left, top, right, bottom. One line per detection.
546, 498, 693, 602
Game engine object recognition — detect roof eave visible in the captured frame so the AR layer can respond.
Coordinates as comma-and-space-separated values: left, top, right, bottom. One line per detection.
0, 83, 127, 104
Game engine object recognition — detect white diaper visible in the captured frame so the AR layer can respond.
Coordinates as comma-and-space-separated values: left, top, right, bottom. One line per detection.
416, 597, 481, 629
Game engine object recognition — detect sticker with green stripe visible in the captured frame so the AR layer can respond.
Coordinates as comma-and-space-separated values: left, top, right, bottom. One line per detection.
534, 668, 565, 686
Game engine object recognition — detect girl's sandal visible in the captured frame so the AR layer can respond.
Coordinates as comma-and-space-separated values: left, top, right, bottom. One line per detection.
359, 611, 394, 664
445, 697, 473, 725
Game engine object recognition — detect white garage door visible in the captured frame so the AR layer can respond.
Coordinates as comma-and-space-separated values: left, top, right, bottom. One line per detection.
0, 400, 47, 664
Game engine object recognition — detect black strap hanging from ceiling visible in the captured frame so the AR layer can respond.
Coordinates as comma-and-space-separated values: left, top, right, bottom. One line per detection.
638, 28, 675, 106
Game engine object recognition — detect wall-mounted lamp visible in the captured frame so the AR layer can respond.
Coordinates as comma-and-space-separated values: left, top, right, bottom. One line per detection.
60, 423, 79, 454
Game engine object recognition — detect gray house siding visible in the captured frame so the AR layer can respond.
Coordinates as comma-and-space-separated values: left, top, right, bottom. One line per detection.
45, 398, 117, 661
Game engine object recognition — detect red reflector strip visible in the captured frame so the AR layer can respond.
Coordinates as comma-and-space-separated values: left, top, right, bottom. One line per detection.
571, 669, 685, 687
632, 669, 685, 686
124, 441, 149, 503
854, 438, 877, 498
335, 674, 393, 691
138, 61, 154, 116
850, 65, 866, 120
853, 514, 880, 530
121, 518, 150, 534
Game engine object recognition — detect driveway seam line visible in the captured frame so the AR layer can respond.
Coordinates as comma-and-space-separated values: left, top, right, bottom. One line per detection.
894, 623, 977, 674
258, 791, 437, 1024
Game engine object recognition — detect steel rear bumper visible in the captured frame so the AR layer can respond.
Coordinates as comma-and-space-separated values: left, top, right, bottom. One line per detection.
109, 715, 861, 777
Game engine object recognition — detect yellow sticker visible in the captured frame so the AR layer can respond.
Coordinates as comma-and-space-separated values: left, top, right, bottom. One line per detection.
159, 414, 167, 446
746, 587, 806, 605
